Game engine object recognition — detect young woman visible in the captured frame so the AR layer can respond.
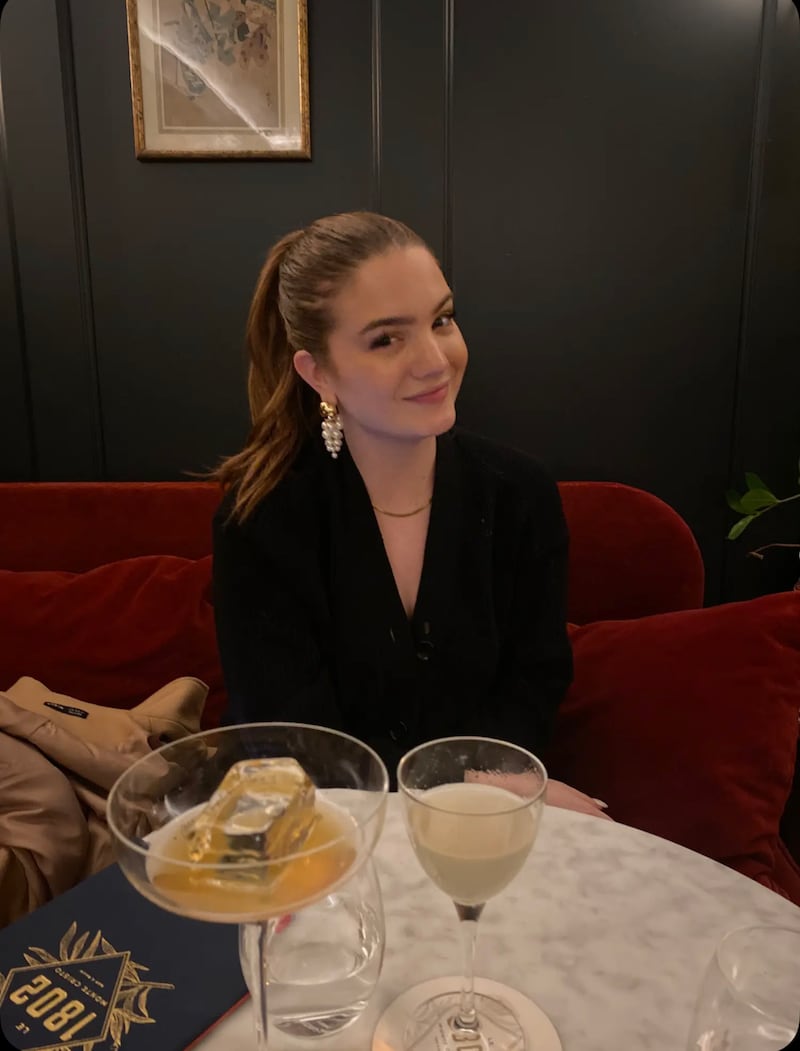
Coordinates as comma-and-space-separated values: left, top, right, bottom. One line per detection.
212, 211, 607, 818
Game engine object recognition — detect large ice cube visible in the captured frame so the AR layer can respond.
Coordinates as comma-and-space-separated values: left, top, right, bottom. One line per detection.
187, 757, 317, 865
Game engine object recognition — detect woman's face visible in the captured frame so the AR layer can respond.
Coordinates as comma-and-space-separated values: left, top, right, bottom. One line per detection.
296, 246, 468, 446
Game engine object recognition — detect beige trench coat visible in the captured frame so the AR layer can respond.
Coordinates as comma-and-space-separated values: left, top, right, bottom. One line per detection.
0, 677, 206, 927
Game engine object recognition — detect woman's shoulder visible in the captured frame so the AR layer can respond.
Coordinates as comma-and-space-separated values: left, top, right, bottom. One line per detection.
448, 428, 567, 543
449, 428, 560, 495
214, 440, 324, 538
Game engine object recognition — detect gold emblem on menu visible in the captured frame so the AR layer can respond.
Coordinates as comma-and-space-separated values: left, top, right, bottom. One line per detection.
0, 921, 174, 1050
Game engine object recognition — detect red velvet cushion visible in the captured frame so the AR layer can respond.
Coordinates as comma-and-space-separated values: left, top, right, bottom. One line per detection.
0, 556, 227, 730
547, 592, 800, 903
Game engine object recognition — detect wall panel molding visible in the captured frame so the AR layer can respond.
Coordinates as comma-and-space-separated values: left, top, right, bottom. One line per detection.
442, 0, 454, 284
370, 0, 383, 212
1, 0, 105, 479
0, 31, 35, 480
56, 0, 106, 477
722, 0, 800, 600
377, 0, 447, 257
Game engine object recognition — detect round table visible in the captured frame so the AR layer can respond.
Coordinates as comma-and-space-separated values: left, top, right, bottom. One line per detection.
197, 796, 800, 1050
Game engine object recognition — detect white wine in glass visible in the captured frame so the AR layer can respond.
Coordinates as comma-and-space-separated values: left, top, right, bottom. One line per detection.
375, 736, 552, 1051
408, 781, 539, 907
107, 723, 388, 1049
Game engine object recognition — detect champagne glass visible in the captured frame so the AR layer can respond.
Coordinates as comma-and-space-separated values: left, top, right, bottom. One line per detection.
687, 925, 800, 1049
376, 736, 551, 1051
107, 723, 388, 1049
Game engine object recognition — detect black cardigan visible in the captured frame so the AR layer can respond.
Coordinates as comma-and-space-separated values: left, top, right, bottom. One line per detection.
212, 428, 573, 776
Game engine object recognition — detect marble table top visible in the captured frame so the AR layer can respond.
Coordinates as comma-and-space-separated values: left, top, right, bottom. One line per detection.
198, 796, 800, 1050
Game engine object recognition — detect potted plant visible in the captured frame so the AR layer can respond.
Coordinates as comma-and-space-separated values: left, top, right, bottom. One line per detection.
726, 460, 800, 587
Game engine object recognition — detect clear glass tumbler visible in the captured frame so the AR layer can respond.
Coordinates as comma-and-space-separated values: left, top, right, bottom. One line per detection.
240, 856, 384, 1037
686, 924, 800, 1050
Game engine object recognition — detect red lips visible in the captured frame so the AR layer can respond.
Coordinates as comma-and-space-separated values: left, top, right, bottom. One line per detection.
405, 383, 449, 404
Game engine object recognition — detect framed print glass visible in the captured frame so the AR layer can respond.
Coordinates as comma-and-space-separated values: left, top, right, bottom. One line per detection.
125, 0, 310, 159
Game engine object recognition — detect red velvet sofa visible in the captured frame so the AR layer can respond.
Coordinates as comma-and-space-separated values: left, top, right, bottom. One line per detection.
1, 481, 799, 904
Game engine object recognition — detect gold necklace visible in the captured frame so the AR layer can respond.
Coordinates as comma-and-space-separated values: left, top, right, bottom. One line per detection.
371, 497, 432, 518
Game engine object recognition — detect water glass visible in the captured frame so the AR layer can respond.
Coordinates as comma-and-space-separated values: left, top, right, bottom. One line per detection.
240, 857, 384, 1037
687, 925, 800, 1049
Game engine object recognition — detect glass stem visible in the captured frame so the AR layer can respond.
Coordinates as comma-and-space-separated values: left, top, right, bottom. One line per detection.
241, 921, 270, 1048
453, 902, 485, 1035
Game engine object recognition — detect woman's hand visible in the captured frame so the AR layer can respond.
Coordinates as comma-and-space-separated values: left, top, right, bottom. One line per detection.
545, 779, 612, 820
464, 771, 612, 822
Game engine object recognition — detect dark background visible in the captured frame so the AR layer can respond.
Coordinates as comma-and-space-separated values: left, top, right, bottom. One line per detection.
1, 0, 799, 604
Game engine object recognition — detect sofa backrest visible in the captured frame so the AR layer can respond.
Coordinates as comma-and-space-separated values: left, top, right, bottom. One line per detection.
559, 481, 704, 621
0, 482, 220, 572
0, 479, 704, 622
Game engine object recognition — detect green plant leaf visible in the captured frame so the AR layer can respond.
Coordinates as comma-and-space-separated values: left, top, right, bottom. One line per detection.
744, 472, 770, 492
739, 488, 778, 513
727, 515, 756, 540
726, 489, 746, 513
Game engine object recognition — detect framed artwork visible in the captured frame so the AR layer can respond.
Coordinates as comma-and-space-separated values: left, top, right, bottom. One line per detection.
125, 0, 310, 159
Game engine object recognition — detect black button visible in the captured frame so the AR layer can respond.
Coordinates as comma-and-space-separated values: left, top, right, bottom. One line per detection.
388, 721, 408, 742
416, 639, 434, 662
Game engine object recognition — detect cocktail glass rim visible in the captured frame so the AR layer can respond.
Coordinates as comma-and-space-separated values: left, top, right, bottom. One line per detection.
107, 720, 389, 872
397, 734, 548, 815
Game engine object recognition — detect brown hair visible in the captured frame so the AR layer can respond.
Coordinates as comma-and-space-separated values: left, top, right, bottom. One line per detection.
213, 211, 426, 522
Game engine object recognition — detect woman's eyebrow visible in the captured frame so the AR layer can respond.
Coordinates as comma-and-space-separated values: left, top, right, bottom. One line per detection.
358, 293, 453, 336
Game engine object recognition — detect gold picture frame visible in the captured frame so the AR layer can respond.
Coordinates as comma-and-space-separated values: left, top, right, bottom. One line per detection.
125, 0, 310, 159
